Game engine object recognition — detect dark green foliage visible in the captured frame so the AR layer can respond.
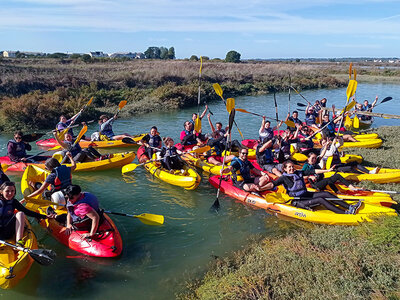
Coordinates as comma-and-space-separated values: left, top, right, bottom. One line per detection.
225, 50, 241, 63
167, 47, 175, 59
189, 55, 199, 61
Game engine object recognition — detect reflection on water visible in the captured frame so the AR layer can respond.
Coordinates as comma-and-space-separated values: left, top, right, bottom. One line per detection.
1, 83, 400, 299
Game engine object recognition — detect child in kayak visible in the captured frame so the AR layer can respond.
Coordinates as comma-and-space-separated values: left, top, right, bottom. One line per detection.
189, 105, 208, 126
0, 181, 47, 246
139, 126, 163, 160
56, 110, 83, 137
268, 160, 361, 214
96, 114, 132, 141
160, 137, 184, 171
27, 152, 76, 204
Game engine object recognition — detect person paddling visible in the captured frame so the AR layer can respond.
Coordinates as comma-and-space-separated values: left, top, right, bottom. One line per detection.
267, 160, 361, 214
0, 182, 48, 246
160, 137, 185, 171
97, 114, 131, 141
56, 111, 83, 137
189, 105, 208, 126
256, 138, 283, 176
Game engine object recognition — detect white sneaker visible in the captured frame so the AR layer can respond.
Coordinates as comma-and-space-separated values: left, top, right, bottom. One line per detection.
369, 167, 381, 174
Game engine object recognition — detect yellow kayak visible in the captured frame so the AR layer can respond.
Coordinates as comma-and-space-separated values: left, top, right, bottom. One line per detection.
324, 167, 400, 184
209, 176, 398, 225
143, 160, 201, 190
0, 220, 37, 289
314, 138, 383, 149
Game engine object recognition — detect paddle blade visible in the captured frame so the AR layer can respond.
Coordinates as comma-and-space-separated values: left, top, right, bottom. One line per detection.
297, 102, 307, 107
86, 97, 94, 107
344, 115, 353, 129
73, 125, 88, 146
135, 213, 164, 225
22, 133, 45, 143
190, 145, 211, 154
29, 248, 56, 266
381, 96, 392, 104
326, 156, 333, 169
194, 116, 201, 132
353, 69, 357, 81
212, 83, 223, 98
118, 100, 128, 110
122, 137, 137, 144
353, 115, 360, 129
57, 128, 69, 141
226, 98, 235, 113
228, 108, 236, 134
210, 198, 220, 212
284, 120, 295, 128
346, 80, 357, 100
122, 163, 139, 174
52, 153, 63, 163
235, 108, 248, 113
199, 56, 203, 75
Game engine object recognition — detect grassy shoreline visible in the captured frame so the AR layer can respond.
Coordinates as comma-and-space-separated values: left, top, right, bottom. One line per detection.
179, 126, 400, 300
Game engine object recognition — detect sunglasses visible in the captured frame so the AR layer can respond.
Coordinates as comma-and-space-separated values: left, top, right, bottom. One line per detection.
240, 152, 248, 155
15, 136, 22, 140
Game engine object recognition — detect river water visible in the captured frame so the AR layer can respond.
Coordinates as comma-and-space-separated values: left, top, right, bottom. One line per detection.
1, 83, 399, 299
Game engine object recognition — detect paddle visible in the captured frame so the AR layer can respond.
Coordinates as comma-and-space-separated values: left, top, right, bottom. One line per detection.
210, 108, 235, 212
57, 97, 94, 141
297, 102, 307, 107
353, 114, 360, 129
48, 124, 88, 151
195, 57, 203, 132
288, 75, 291, 114
369, 189, 400, 195
0, 239, 56, 266
373, 96, 393, 108
349, 62, 353, 80
104, 211, 164, 225
212, 83, 244, 139
235, 108, 295, 128
273, 92, 279, 127
121, 145, 211, 173
2, 150, 50, 172
22, 133, 46, 143
115, 100, 128, 117
336, 79, 357, 138
289, 86, 312, 105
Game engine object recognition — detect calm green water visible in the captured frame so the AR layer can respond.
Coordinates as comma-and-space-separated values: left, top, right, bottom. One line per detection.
1, 83, 399, 299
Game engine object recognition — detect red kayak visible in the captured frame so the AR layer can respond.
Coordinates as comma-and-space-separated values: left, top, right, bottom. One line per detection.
0, 156, 47, 172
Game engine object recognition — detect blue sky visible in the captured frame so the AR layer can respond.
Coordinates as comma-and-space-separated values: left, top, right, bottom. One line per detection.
1, 0, 400, 59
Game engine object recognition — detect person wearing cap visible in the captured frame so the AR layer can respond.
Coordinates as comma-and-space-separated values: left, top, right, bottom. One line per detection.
305, 104, 319, 127
97, 114, 131, 141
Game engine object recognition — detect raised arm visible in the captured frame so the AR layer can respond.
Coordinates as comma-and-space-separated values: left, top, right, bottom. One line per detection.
207, 113, 216, 133
200, 105, 208, 120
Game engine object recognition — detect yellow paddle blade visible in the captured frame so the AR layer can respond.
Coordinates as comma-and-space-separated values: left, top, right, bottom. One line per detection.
52, 153, 63, 163
118, 100, 128, 110
189, 145, 211, 154
326, 156, 333, 169
315, 132, 322, 140
212, 83, 223, 98
349, 62, 353, 79
49, 145, 62, 151
284, 120, 295, 128
346, 80, 357, 101
344, 115, 353, 129
353, 69, 357, 81
1, 164, 10, 173
57, 128, 69, 141
135, 213, 164, 225
86, 97, 94, 107
226, 98, 235, 113
122, 163, 139, 174
199, 56, 203, 74
291, 152, 307, 162
340, 100, 356, 114
194, 116, 201, 132
235, 108, 248, 113
73, 125, 88, 146
353, 115, 360, 129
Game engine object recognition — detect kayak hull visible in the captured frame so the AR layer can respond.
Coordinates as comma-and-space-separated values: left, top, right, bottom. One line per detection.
133, 146, 201, 190
36, 134, 146, 149
0, 152, 135, 173
21, 165, 123, 257
209, 176, 397, 225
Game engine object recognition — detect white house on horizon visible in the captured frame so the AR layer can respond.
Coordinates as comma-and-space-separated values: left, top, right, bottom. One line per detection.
108, 52, 145, 59
2, 51, 17, 58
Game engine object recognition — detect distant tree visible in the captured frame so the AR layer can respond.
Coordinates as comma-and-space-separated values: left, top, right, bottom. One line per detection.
16, 51, 25, 58
167, 47, 175, 59
81, 54, 92, 63
225, 50, 241, 63
47, 52, 68, 59
296, 58, 300, 62
70, 54, 82, 59
144, 47, 161, 59
202, 56, 209, 61
190, 55, 199, 61
160, 47, 168, 59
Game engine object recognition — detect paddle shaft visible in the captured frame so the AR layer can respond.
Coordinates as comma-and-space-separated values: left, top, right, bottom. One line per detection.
47, 120, 95, 134
289, 86, 312, 105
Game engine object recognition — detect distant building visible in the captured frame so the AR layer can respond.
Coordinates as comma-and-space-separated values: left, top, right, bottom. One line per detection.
89, 51, 108, 58
109, 52, 145, 59
2, 51, 17, 58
